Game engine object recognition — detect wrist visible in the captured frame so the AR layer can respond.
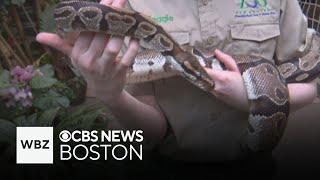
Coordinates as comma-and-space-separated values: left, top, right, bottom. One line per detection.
100, 90, 127, 108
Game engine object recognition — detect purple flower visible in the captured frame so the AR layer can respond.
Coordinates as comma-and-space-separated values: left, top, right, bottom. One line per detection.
1, 86, 33, 108
14, 89, 27, 101
19, 72, 34, 83
11, 66, 25, 77
1, 65, 39, 108
10, 65, 37, 84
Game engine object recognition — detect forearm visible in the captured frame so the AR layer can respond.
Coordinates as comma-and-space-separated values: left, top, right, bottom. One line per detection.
288, 81, 317, 112
101, 90, 167, 143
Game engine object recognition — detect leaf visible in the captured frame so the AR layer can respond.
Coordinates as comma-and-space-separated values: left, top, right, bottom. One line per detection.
39, 64, 55, 77
62, 101, 104, 121
0, 103, 27, 120
0, 119, 16, 144
13, 116, 27, 126
0, 70, 10, 88
26, 113, 38, 126
29, 75, 57, 89
40, 4, 56, 33
37, 108, 60, 126
33, 90, 70, 110
58, 109, 102, 131
56, 102, 105, 131
11, 0, 25, 6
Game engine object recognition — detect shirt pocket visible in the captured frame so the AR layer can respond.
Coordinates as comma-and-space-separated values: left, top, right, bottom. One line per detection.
228, 23, 280, 60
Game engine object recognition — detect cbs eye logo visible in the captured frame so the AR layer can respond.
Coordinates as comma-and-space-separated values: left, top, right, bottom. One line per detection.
59, 130, 71, 142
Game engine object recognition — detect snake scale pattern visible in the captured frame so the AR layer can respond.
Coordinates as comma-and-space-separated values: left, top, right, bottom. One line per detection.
54, 0, 320, 153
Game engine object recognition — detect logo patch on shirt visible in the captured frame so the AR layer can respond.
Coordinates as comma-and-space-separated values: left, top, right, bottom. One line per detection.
235, 0, 276, 18
152, 15, 174, 24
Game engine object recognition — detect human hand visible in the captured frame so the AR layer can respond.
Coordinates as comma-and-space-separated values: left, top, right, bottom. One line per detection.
205, 49, 249, 112
36, 0, 139, 103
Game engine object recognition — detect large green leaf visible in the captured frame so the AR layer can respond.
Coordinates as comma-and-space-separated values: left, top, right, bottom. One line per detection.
33, 90, 70, 110
39, 64, 55, 77
0, 70, 10, 88
26, 113, 38, 126
40, 4, 56, 33
14, 116, 27, 126
37, 107, 60, 126
0, 119, 16, 144
29, 75, 57, 89
0, 103, 27, 120
56, 102, 105, 131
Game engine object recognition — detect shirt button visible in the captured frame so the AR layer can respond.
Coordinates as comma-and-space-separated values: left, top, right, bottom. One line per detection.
202, 0, 208, 6
206, 36, 215, 45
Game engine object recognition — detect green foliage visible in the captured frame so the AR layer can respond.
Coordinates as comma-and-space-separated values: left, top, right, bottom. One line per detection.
56, 102, 106, 131
40, 4, 56, 33
39, 64, 55, 77
0, 103, 27, 120
0, 0, 27, 7
11, 0, 26, 6
0, 119, 15, 144
33, 90, 70, 110
0, 63, 81, 115
0, 70, 10, 89
29, 75, 57, 89
37, 107, 60, 126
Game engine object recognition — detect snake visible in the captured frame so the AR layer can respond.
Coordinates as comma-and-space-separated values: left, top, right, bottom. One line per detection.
54, 0, 320, 153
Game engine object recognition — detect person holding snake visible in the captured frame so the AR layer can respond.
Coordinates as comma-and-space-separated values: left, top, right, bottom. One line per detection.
36, 0, 319, 178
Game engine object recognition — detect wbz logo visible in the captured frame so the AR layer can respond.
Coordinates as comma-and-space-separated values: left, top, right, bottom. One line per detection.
16, 127, 53, 164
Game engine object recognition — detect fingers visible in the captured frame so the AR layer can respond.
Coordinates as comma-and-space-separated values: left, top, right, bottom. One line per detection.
71, 32, 94, 65
204, 68, 226, 83
204, 68, 232, 98
214, 49, 239, 72
87, 33, 109, 58
100, 36, 124, 70
36, 33, 72, 56
112, 0, 126, 8
100, 0, 113, 5
70, 32, 96, 70
116, 39, 139, 72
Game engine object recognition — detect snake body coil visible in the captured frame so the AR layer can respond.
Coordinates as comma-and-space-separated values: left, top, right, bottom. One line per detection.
55, 1, 320, 153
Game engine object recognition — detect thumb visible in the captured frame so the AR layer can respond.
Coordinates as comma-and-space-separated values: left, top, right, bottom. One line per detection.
36, 32, 72, 56
112, 0, 126, 8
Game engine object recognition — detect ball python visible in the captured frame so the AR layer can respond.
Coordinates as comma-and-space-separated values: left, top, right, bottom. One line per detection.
54, 0, 320, 153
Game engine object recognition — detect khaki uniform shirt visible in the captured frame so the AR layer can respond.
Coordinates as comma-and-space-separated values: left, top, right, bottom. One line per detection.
120, 0, 314, 162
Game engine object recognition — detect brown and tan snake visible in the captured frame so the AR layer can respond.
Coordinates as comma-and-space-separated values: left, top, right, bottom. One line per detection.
54, 0, 320, 153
